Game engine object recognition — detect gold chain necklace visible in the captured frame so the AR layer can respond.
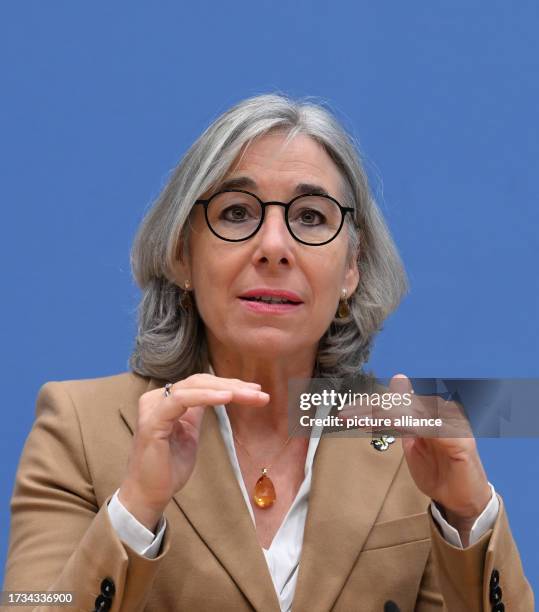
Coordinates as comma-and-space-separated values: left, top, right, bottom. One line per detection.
232, 423, 304, 509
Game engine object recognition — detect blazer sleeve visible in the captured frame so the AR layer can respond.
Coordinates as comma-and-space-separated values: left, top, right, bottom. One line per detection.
415, 496, 534, 611
3, 381, 171, 612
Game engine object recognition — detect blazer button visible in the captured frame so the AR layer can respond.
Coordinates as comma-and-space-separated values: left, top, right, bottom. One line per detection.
94, 594, 112, 612
492, 603, 505, 612
100, 577, 116, 598
490, 585, 502, 604
490, 568, 500, 589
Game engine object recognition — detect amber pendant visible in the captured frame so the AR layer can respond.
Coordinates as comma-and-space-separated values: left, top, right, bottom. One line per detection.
253, 468, 276, 509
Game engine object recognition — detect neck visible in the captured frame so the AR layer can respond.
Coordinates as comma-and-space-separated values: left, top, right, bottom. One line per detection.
208, 345, 316, 444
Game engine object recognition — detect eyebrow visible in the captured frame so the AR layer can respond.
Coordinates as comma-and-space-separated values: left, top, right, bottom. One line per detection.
217, 176, 331, 198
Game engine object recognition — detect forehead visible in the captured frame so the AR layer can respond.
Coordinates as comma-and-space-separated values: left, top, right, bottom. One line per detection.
222, 131, 345, 198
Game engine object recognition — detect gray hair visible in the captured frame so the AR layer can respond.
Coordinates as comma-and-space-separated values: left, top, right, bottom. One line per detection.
129, 93, 408, 381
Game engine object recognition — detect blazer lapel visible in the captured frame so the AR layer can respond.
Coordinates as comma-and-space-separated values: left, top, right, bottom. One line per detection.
292, 431, 404, 612
119, 377, 281, 612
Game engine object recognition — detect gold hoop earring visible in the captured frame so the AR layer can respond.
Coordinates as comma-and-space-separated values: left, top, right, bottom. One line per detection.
337, 288, 350, 319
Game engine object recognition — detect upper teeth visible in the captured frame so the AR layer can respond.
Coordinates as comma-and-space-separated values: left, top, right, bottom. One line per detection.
250, 296, 293, 304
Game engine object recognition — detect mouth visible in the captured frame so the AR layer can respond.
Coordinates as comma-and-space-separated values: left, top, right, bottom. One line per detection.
239, 296, 301, 305
238, 290, 304, 313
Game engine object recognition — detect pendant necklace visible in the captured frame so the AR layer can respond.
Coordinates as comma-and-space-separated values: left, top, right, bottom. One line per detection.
233, 423, 303, 509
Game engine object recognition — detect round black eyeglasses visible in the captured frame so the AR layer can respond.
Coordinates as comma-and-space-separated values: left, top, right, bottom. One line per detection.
194, 189, 355, 246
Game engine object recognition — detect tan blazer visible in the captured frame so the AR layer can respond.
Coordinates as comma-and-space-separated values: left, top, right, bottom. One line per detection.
3, 372, 534, 611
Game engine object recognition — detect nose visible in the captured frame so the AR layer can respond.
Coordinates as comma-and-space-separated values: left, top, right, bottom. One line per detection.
251, 204, 295, 268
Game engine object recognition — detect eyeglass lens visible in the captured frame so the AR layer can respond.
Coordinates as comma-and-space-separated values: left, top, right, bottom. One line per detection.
206, 191, 343, 244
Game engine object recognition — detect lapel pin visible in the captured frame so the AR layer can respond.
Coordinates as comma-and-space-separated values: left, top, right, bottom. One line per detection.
371, 435, 396, 452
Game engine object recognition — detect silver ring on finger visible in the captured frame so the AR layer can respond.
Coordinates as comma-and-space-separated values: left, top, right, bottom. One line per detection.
163, 382, 174, 398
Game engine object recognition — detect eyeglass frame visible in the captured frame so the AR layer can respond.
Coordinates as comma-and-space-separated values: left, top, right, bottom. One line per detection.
193, 189, 356, 246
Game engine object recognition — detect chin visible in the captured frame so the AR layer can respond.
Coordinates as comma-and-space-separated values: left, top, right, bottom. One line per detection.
238, 330, 304, 356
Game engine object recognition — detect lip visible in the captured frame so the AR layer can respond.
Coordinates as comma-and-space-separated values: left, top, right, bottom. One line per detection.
238, 299, 303, 314
238, 288, 303, 303
237, 288, 304, 315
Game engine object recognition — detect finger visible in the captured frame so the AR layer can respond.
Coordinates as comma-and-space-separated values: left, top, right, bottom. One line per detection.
401, 437, 417, 455
157, 388, 269, 423
139, 390, 231, 431
177, 404, 206, 437
387, 376, 440, 423
147, 376, 262, 403
389, 373, 413, 395
173, 374, 262, 391
173, 386, 269, 404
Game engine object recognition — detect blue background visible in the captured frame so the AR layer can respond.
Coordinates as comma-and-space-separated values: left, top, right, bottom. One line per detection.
1, 0, 538, 592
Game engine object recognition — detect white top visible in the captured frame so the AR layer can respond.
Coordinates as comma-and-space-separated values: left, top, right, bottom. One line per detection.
212, 402, 326, 610
108, 402, 499, 611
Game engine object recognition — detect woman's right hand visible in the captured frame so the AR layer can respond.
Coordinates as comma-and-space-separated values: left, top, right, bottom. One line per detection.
118, 373, 269, 531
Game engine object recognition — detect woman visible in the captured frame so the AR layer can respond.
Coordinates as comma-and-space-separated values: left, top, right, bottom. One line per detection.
4, 94, 533, 611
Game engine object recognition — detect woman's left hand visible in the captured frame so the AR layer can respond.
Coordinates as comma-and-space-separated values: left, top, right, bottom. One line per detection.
390, 375, 492, 542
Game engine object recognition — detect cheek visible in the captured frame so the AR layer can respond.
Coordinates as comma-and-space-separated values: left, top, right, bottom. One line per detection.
309, 253, 346, 296
188, 247, 217, 318
190, 246, 241, 308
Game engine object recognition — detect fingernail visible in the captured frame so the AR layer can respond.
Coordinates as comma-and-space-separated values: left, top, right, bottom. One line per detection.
258, 392, 270, 399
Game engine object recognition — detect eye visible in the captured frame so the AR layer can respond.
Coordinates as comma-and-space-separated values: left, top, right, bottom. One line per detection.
221, 205, 251, 222
297, 208, 326, 225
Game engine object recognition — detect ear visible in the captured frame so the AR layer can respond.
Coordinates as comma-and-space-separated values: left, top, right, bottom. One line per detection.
171, 236, 192, 287
343, 248, 360, 297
